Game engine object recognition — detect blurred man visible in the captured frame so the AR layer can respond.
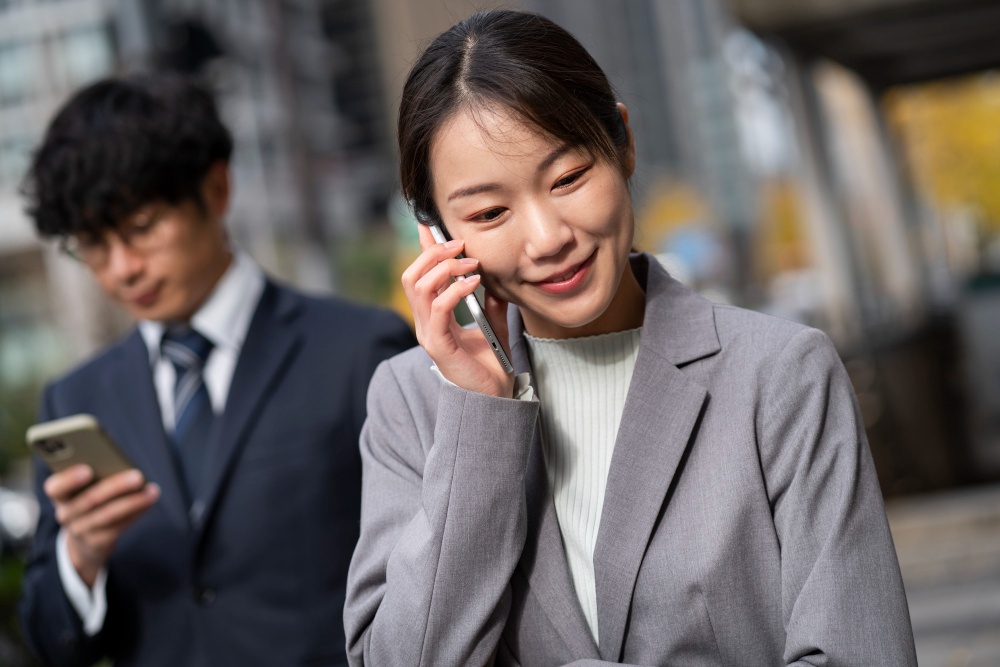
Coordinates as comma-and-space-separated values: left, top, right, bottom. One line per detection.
18, 74, 415, 667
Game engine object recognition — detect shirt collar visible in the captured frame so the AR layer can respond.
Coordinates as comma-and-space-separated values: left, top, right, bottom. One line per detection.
138, 251, 266, 363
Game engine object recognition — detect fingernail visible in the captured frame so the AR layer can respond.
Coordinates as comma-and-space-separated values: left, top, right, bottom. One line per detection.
146, 483, 160, 498
76, 466, 93, 482
444, 239, 463, 249
127, 470, 144, 485
467, 273, 481, 282
460, 258, 479, 266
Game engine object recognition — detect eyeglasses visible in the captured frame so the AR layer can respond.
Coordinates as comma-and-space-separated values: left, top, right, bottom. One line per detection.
60, 208, 170, 268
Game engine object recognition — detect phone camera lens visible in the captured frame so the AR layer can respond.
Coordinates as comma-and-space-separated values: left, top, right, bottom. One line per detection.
39, 439, 67, 455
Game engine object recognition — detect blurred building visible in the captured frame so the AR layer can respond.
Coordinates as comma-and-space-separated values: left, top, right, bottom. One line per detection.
731, 0, 1000, 490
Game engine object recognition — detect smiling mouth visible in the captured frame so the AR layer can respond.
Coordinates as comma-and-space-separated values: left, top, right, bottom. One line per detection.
537, 252, 594, 283
531, 251, 596, 292
544, 266, 580, 283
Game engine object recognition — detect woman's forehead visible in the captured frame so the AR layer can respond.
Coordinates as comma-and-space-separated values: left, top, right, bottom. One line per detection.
431, 105, 571, 165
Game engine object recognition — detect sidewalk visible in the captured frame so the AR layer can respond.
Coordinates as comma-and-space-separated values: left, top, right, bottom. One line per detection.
886, 484, 1000, 666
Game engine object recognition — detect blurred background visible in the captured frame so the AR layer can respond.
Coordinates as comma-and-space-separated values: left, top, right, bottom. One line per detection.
1, 0, 999, 664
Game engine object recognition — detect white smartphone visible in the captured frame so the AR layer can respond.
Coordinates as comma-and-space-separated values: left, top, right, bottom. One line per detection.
27, 414, 137, 483
421, 216, 515, 375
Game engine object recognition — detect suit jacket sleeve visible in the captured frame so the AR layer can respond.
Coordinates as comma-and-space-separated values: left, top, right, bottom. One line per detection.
759, 328, 917, 666
19, 384, 108, 667
345, 359, 539, 666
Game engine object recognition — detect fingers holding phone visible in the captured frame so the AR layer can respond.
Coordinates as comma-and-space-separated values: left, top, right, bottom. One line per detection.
403, 223, 515, 397
45, 465, 159, 587
28, 415, 159, 587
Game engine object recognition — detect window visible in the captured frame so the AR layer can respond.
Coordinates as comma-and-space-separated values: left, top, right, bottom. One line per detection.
0, 42, 28, 103
61, 26, 113, 87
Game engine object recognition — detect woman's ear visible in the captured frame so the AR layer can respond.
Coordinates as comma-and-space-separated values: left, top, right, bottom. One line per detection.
617, 102, 636, 178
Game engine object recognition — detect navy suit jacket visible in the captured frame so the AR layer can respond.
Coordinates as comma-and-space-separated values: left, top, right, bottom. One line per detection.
20, 280, 416, 667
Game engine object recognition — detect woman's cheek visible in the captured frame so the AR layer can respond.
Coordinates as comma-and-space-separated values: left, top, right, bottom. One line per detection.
479, 264, 519, 302
468, 235, 517, 274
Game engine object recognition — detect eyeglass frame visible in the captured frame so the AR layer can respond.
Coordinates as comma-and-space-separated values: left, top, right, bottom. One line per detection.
58, 206, 171, 268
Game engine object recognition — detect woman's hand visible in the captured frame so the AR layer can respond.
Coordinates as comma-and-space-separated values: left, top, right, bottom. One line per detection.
402, 224, 515, 397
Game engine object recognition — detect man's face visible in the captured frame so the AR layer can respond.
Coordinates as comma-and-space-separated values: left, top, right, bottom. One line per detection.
75, 166, 232, 323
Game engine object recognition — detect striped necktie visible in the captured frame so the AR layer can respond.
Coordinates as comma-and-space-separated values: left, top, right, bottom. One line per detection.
161, 327, 215, 503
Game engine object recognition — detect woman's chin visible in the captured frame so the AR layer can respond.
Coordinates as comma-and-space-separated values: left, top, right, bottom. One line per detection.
519, 304, 611, 339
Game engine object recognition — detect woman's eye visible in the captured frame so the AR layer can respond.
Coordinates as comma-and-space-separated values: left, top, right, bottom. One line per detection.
554, 168, 587, 189
473, 208, 506, 222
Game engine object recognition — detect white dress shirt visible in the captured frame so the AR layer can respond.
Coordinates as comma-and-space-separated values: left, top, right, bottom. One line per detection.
57, 251, 265, 635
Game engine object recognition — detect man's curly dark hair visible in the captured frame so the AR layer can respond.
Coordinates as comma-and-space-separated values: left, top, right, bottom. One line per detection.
23, 73, 233, 238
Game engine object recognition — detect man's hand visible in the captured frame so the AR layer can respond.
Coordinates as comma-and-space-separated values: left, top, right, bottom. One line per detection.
44, 465, 160, 587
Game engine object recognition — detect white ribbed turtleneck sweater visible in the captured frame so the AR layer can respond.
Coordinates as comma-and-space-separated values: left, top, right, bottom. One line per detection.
523, 327, 642, 642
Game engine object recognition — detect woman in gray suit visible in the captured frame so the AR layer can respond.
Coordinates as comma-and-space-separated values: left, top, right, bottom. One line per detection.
345, 9, 917, 666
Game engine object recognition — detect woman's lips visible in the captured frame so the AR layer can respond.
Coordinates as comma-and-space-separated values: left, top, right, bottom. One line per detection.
532, 252, 595, 294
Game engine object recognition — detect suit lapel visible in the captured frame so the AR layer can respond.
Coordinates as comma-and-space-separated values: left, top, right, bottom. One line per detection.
105, 332, 189, 528
593, 356, 707, 660
509, 311, 600, 659
196, 281, 303, 536
593, 255, 720, 661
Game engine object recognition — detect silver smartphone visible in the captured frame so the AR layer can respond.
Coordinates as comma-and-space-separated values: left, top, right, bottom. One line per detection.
421, 216, 515, 375
27, 414, 137, 483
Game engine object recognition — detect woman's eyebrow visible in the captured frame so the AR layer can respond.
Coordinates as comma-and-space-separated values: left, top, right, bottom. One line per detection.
446, 145, 573, 203
447, 182, 502, 202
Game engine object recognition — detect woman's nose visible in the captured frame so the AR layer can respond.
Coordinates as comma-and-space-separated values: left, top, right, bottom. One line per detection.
522, 203, 574, 260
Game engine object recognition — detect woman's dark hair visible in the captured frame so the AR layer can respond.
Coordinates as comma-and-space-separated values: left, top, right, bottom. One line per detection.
23, 73, 233, 238
398, 9, 629, 222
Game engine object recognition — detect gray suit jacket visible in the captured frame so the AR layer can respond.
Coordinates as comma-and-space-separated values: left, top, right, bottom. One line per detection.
345, 253, 916, 666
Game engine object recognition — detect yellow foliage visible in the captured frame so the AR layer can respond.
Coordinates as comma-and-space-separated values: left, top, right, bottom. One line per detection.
634, 178, 712, 252
755, 179, 810, 278
885, 74, 1000, 231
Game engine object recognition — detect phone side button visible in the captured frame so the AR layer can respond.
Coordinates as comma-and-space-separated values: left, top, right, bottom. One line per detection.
192, 585, 216, 606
